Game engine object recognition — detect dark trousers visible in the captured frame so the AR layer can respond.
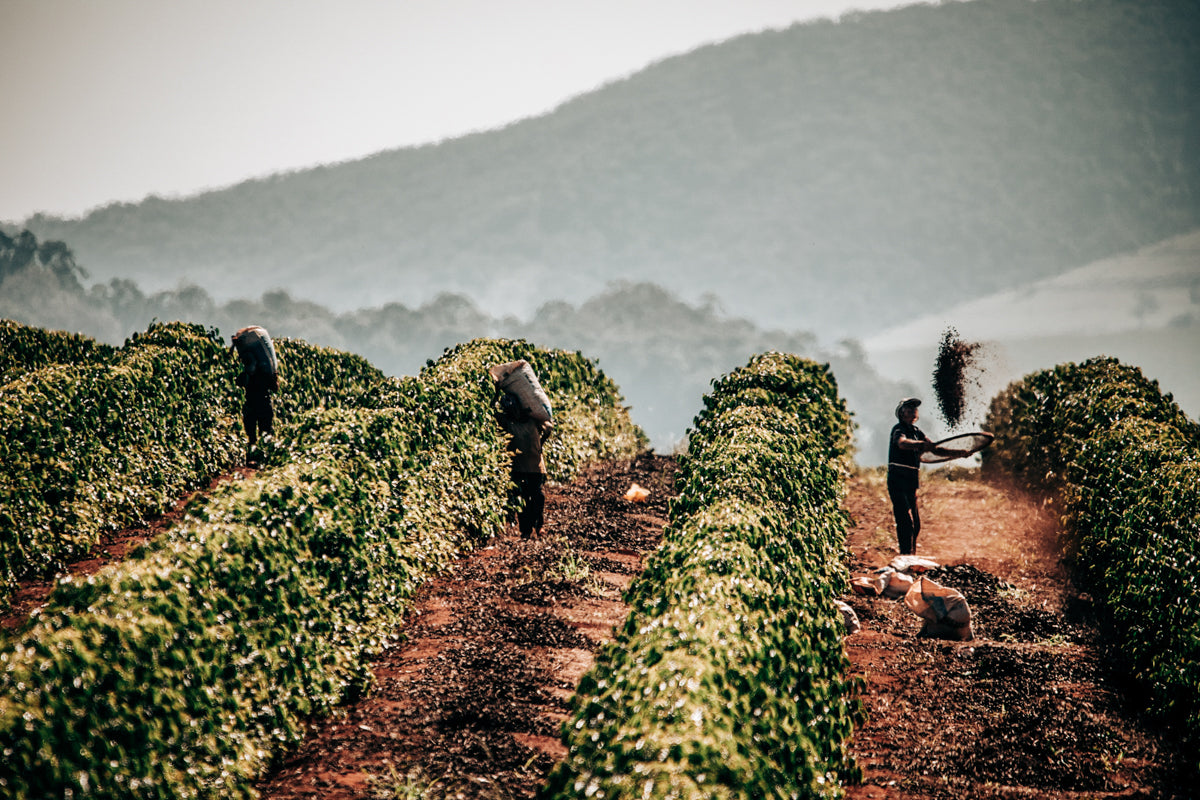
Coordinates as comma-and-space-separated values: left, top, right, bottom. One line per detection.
512, 472, 546, 536
887, 472, 921, 555
243, 390, 274, 447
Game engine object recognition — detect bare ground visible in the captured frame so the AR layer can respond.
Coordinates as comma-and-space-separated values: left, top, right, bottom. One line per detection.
843, 468, 1187, 800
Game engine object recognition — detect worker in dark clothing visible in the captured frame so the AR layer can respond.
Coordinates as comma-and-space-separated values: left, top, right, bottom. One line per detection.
887, 397, 936, 555
231, 326, 278, 464
237, 368, 274, 453
499, 391, 552, 537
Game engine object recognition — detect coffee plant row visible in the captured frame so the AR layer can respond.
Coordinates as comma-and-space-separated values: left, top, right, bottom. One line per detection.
543, 352, 863, 800
984, 356, 1200, 775
0, 326, 644, 799
0, 320, 387, 608
0, 319, 117, 384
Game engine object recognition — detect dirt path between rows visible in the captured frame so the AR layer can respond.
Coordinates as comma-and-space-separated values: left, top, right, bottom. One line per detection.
843, 468, 1186, 800
254, 452, 678, 799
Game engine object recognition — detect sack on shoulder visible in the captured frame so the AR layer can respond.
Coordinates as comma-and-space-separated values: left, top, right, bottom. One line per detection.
488, 360, 552, 424
233, 326, 279, 387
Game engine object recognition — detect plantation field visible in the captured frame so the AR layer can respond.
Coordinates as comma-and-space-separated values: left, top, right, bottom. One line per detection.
257, 463, 1188, 800
254, 465, 1185, 799
2, 320, 1196, 798
9, 454, 1185, 798
253, 453, 677, 798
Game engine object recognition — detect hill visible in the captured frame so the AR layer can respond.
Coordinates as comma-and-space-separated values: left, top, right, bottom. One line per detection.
863, 229, 1200, 346
18, 0, 1200, 341
862, 229, 1200, 436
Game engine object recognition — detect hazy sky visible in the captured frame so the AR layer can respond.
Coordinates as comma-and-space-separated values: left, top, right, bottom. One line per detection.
1, 0, 918, 223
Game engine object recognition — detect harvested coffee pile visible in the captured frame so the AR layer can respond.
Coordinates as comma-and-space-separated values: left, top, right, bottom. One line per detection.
925, 563, 1086, 643
932, 327, 984, 428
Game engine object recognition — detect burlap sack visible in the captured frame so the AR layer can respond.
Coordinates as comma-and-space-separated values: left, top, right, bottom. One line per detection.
232, 326, 279, 387
904, 576, 974, 641
489, 360, 553, 423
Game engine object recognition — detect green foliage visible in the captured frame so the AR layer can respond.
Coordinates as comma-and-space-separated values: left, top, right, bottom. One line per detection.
983, 356, 1200, 776
421, 337, 647, 480
690, 352, 851, 459
270, 336, 389, 425
543, 351, 859, 800
0, 333, 642, 799
1063, 418, 1200, 762
983, 356, 1198, 490
0, 322, 400, 609
0, 318, 117, 383
0, 322, 244, 603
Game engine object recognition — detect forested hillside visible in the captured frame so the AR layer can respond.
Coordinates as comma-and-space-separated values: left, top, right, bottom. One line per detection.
17, 0, 1199, 339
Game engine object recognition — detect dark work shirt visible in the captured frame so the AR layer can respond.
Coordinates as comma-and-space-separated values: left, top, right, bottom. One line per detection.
238, 368, 275, 396
888, 421, 929, 472
502, 415, 550, 474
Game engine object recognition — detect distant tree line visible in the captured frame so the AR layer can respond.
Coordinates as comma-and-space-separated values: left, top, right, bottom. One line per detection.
0, 231, 916, 461
0, 229, 87, 291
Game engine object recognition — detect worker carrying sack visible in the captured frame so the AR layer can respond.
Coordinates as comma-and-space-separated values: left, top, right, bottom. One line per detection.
489, 359, 552, 424
232, 325, 279, 391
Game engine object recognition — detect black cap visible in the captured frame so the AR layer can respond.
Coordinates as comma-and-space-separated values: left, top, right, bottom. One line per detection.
895, 397, 922, 418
